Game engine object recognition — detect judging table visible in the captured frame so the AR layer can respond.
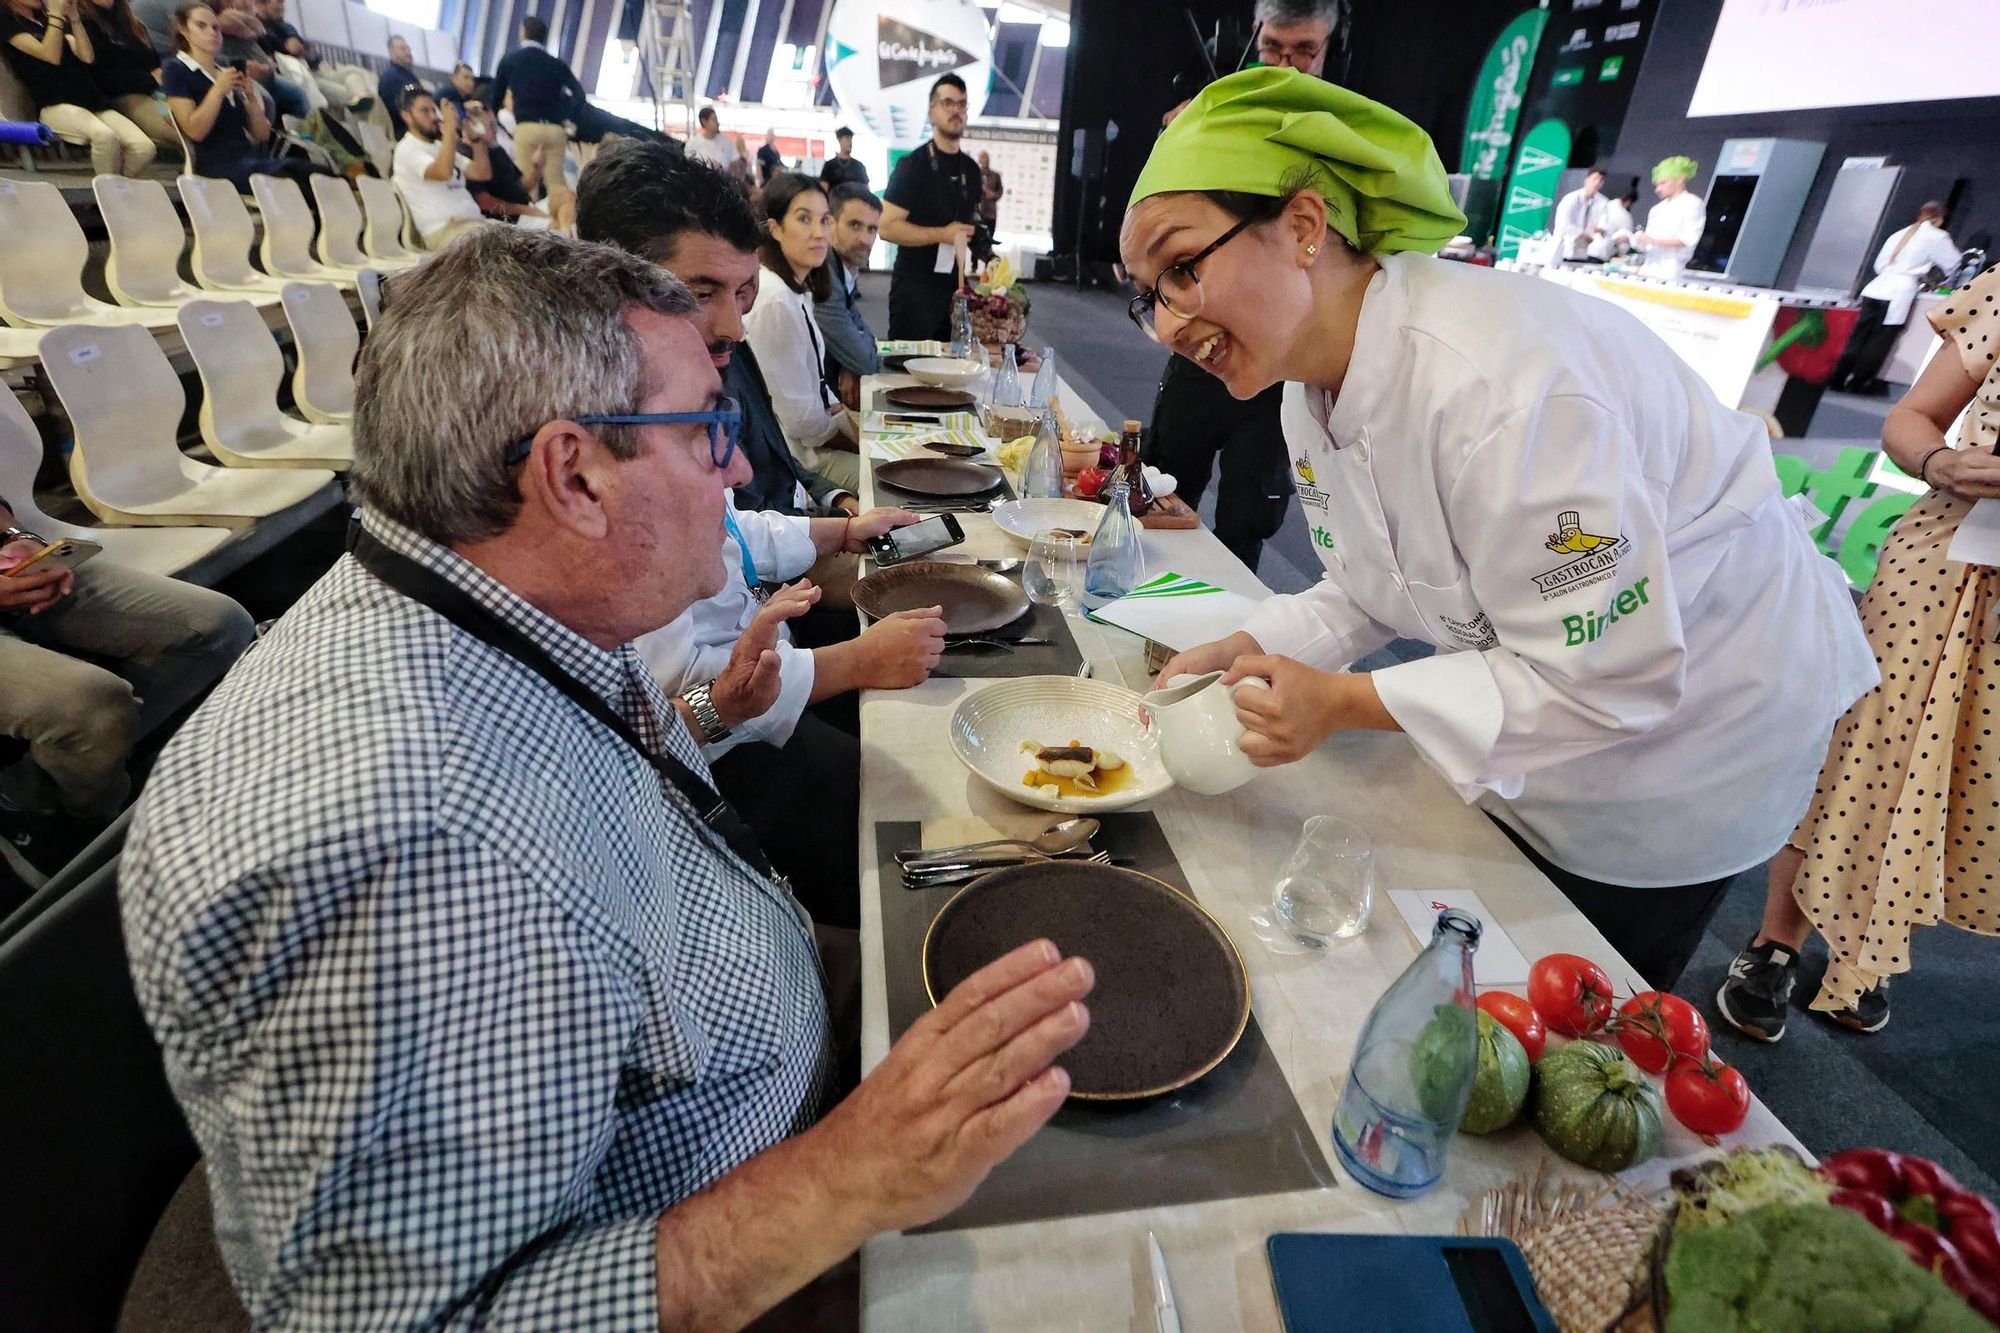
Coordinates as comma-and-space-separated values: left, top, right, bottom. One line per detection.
849, 370, 1805, 1330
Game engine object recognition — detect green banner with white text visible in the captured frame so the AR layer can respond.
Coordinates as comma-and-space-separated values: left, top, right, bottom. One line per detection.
1497, 117, 1571, 260
1460, 10, 1549, 183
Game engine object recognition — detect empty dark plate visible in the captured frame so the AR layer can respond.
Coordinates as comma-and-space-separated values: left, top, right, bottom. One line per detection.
853, 561, 1029, 634
885, 386, 979, 410
923, 440, 986, 458
874, 457, 1004, 497
923, 861, 1250, 1099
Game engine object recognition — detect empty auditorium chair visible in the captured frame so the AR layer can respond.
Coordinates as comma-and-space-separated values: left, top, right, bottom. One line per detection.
309, 176, 417, 274
279, 282, 357, 425
250, 175, 362, 286
0, 388, 232, 575
178, 299, 352, 470
0, 180, 181, 331
179, 175, 288, 295
356, 267, 385, 329
39, 323, 335, 528
355, 175, 422, 265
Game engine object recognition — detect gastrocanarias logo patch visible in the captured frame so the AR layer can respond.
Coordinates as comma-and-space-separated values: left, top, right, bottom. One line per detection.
1295, 457, 1316, 486
1532, 510, 1630, 600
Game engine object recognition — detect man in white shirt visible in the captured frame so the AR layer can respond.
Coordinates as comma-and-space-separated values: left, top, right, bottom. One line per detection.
1588, 187, 1637, 261
1632, 155, 1705, 280
1834, 202, 1961, 395
684, 106, 742, 177
391, 89, 487, 248
1551, 167, 1607, 261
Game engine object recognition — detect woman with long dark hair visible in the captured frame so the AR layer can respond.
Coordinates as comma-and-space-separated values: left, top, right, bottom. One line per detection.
743, 171, 860, 492
78, 0, 178, 151
160, 0, 327, 190
2, 0, 156, 174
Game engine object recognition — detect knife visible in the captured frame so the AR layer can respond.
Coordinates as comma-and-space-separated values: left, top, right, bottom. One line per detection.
1148, 1231, 1181, 1333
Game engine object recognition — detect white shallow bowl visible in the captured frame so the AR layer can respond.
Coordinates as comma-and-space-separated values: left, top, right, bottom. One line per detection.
950, 676, 1173, 814
990, 497, 1107, 547
905, 357, 986, 388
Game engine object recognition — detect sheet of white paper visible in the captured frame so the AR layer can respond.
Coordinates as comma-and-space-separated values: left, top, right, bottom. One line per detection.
1088, 586, 1260, 651
1387, 889, 1532, 988
1946, 497, 2000, 567
933, 243, 956, 275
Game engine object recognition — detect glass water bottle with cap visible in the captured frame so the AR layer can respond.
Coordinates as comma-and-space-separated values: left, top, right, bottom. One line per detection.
1028, 346, 1057, 409
951, 293, 975, 360
1021, 409, 1065, 499
1082, 468, 1146, 610
1331, 909, 1481, 1199
991, 345, 1023, 409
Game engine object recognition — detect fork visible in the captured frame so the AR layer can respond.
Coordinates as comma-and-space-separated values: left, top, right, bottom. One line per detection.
943, 636, 1051, 653
903, 850, 1114, 889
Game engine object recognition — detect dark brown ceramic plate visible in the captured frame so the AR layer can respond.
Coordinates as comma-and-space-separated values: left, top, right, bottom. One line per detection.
923, 440, 986, 457
923, 861, 1250, 1100
853, 561, 1029, 635
874, 457, 1005, 497
885, 385, 979, 410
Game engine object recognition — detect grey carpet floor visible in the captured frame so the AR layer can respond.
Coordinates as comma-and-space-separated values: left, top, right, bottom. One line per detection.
865, 272, 2000, 1193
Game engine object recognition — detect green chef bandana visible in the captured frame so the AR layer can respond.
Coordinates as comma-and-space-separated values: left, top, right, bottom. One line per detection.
1652, 155, 1698, 183
1129, 66, 1465, 256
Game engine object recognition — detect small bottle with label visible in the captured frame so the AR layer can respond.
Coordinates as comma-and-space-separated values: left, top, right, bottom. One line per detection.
1115, 419, 1154, 516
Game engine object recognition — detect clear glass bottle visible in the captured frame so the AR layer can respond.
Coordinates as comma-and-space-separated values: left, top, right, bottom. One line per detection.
1081, 468, 1146, 610
950, 292, 975, 360
1028, 346, 1057, 409
1331, 908, 1481, 1199
1021, 408, 1065, 499
991, 344, 1023, 407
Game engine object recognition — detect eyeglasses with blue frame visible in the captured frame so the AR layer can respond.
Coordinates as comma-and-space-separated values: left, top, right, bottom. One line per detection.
504, 397, 745, 469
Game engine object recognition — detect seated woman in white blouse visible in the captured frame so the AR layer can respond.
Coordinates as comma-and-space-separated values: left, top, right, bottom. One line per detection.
745, 173, 863, 493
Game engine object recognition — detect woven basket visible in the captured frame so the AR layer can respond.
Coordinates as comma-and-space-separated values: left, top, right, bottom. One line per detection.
1517, 1205, 1668, 1333
970, 304, 1026, 348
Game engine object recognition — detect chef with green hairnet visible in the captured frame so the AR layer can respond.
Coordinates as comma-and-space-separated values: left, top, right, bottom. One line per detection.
1123, 68, 1875, 989
1632, 155, 1706, 279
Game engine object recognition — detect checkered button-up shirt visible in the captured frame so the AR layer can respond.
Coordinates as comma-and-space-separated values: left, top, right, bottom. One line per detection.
122, 511, 834, 1331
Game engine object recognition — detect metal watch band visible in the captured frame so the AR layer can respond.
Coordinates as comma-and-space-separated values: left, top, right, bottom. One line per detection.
3, 526, 47, 546
682, 680, 731, 745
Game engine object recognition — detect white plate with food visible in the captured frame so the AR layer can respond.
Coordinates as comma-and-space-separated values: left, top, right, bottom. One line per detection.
949, 676, 1173, 813
989, 497, 1106, 547
905, 357, 986, 388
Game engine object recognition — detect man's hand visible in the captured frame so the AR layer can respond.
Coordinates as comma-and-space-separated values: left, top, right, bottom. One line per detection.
803, 940, 1092, 1233
531, 144, 547, 170
842, 506, 919, 553
852, 607, 945, 689
1151, 630, 1264, 690
1221, 654, 1353, 766
1932, 447, 2000, 501
708, 580, 820, 728
0, 555, 74, 615
937, 221, 976, 248
833, 494, 860, 518
1161, 97, 1191, 128
836, 368, 861, 412
439, 98, 459, 135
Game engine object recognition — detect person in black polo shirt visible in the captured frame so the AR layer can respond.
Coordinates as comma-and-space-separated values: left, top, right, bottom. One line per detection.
488, 15, 580, 214
818, 124, 866, 190
879, 72, 981, 342
377, 33, 423, 136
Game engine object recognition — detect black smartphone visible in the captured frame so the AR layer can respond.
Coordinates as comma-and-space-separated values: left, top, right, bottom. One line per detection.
868, 513, 965, 565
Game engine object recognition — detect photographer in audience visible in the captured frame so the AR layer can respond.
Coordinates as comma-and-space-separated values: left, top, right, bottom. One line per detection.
392, 86, 487, 247
122, 228, 1092, 1330
163, 0, 333, 190
0, 499, 252, 898
461, 93, 550, 225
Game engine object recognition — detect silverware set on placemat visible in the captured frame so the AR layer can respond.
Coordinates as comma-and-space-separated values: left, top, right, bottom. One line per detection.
898, 817, 1131, 888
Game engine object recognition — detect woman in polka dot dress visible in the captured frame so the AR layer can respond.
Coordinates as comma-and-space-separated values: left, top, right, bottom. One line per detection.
1717, 261, 2000, 1041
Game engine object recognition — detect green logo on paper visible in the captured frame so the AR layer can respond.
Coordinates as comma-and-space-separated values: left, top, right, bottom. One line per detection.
1552, 67, 1584, 86
1599, 56, 1623, 80
1497, 117, 1572, 259
1459, 10, 1549, 182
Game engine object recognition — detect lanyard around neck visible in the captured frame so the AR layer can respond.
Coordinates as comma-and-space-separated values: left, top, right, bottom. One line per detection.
721, 507, 766, 601
349, 529, 776, 880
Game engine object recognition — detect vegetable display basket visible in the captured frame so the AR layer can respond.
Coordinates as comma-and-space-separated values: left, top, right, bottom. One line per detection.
970, 302, 1026, 348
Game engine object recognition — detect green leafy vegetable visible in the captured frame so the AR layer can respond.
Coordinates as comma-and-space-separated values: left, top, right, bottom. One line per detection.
1672, 1147, 1834, 1233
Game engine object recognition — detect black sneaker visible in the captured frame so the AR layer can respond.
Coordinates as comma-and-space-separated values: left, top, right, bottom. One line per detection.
1824, 982, 1891, 1034
1715, 938, 1799, 1042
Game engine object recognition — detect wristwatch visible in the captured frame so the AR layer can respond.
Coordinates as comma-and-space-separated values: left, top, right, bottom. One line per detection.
681, 680, 732, 745
2, 525, 47, 548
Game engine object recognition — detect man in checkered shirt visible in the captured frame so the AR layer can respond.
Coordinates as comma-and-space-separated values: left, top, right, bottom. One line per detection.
121, 228, 1095, 1331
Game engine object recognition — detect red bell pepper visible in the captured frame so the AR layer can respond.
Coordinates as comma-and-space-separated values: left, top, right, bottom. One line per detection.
1822, 1148, 2000, 1311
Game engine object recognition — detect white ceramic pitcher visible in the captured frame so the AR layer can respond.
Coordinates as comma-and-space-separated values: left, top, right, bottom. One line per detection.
1148, 670, 1272, 795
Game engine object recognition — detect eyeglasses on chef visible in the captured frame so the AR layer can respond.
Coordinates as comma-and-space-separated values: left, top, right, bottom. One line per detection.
504, 398, 744, 468
1127, 218, 1254, 342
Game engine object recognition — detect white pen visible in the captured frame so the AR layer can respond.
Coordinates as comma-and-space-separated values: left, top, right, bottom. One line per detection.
1147, 1230, 1182, 1333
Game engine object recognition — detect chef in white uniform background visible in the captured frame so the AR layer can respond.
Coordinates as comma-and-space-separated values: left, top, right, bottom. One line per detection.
1551, 167, 1608, 260
1632, 155, 1706, 280
1587, 186, 1636, 261
1122, 69, 1877, 988
1832, 201, 1962, 394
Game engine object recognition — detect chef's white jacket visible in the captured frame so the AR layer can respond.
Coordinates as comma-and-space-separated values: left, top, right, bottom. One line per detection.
1242, 254, 1877, 886
1588, 199, 1635, 260
1860, 221, 1961, 325
633, 493, 818, 760
1552, 188, 1606, 260
1635, 191, 1706, 279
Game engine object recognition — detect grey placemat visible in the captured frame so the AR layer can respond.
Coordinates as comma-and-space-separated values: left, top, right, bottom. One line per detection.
870, 466, 1015, 510
934, 579, 1083, 680
876, 814, 1334, 1234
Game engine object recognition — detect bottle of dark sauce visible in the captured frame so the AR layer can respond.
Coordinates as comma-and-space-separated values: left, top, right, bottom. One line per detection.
1116, 419, 1154, 516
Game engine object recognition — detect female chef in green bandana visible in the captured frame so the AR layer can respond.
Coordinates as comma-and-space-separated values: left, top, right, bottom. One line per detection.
1129, 66, 1875, 989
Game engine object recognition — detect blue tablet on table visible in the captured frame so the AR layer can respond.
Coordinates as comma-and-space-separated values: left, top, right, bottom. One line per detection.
1266, 1233, 1558, 1333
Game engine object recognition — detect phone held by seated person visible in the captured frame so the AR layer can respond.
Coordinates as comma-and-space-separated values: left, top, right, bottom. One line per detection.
5, 537, 102, 575
867, 513, 965, 565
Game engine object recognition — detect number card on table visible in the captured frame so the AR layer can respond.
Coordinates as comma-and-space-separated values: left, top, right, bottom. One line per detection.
1387, 889, 1532, 988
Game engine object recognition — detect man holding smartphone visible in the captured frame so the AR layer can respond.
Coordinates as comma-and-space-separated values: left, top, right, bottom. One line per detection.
0, 500, 253, 901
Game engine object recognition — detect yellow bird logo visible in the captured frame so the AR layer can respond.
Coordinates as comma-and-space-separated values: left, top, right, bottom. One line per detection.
1295, 457, 1316, 485
1545, 510, 1619, 555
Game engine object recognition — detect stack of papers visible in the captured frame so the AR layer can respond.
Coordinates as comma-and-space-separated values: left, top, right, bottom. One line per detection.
877, 339, 949, 357
1084, 572, 1261, 651
867, 428, 993, 461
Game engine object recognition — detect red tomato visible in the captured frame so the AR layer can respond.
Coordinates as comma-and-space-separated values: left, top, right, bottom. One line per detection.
1615, 990, 1711, 1074
1526, 953, 1615, 1038
1476, 991, 1547, 1061
1075, 467, 1108, 498
1666, 1056, 1751, 1139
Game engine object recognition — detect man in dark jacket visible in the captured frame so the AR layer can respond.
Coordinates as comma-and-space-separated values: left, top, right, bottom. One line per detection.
488, 16, 582, 210
378, 35, 425, 137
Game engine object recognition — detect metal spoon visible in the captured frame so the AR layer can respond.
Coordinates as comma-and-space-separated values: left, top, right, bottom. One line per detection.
897, 816, 1101, 866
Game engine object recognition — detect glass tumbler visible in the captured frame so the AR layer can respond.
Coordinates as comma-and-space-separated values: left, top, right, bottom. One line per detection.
1271, 815, 1374, 947
1023, 530, 1083, 610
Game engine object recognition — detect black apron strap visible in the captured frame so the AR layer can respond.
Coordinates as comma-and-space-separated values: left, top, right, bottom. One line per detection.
349, 530, 776, 880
